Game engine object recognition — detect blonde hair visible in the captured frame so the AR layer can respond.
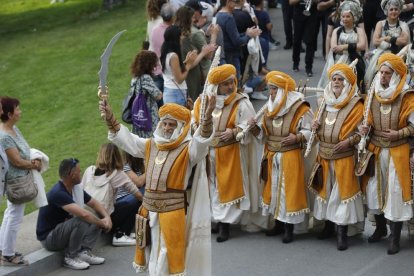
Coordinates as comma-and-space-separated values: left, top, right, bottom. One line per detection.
95, 143, 124, 175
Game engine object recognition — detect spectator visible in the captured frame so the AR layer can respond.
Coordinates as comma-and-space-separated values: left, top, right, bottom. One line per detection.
129, 50, 163, 138
161, 25, 212, 106
150, 3, 176, 93
175, 5, 216, 101
0, 97, 42, 266
82, 143, 143, 246
146, 0, 167, 44
216, 0, 261, 80
36, 158, 111, 270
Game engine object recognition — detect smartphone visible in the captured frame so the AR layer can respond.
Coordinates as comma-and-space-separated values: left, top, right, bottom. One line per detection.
212, 17, 217, 25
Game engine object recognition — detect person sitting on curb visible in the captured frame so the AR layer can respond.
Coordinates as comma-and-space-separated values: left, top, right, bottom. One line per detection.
36, 158, 112, 270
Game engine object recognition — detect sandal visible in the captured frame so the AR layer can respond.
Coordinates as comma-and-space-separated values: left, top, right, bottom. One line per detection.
2, 254, 29, 266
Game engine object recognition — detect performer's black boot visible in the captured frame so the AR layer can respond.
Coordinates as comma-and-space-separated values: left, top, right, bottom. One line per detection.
265, 219, 285, 236
216, 223, 230, 243
211, 222, 220, 234
387, 221, 403, 255
282, 223, 294, 243
337, 225, 348, 251
368, 214, 387, 243
317, 220, 335, 239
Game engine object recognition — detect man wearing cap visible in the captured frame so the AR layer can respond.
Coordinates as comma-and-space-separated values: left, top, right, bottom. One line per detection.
99, 96, 216, 275
311, 64, 364, 251
360, 53, 414, 254
247, 71, 312, 243
193, 64, 263, 242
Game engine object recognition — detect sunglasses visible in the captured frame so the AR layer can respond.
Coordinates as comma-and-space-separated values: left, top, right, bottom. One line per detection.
69, 158, 79, 174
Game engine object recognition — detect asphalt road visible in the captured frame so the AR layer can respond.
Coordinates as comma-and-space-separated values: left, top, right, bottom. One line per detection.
47, 6, 414, 276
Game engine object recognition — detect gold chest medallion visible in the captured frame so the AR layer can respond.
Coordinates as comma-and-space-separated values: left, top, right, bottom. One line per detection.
380, 104, 392, 115
212, 108, 222, 118
325, 112, 336, 126
155, 156, 166, 165
210, 137, 220, 146
272, 117, 283, 128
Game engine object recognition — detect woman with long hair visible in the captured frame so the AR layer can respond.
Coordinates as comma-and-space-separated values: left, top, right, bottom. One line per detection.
160, 25, 214, 106
82, 143, 142, 246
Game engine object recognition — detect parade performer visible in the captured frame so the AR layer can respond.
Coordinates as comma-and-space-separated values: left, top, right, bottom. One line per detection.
318, 0, 366, 92
359, 53, 414, 255
247, 71, 312, 243
99, 96, 216, 275
310, 63, 365, 251
193, 64, 263, 243
364, 0, 409, 89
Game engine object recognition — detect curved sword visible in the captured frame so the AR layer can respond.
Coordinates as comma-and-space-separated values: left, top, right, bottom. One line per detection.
98, 29, 126, 98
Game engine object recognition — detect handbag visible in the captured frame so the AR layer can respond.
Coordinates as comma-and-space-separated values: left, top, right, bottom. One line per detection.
131, 78, 152, 131
6, 170, 38, 204
172, 79, 194, 110
121, 81, 137, 124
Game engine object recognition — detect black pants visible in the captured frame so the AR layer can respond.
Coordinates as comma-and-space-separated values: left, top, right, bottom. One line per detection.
363, 0, 385, 46
292, 9, 317, 71
314, 11, 329, 57
282, 0, 294, 45
111, 194, 141, 237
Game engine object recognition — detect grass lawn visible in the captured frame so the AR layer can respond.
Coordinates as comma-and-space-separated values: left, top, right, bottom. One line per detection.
0, 0, 147, 219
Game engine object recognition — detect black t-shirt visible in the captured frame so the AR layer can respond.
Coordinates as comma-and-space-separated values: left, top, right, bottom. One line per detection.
233, 8, 255, 34
36, 181, 92, 241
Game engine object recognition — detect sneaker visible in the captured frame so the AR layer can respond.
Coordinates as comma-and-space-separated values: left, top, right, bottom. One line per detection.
243, 85, 253, 94
269, 42, 278, 51
63, 257, 89, 270
112, 234, 136, 246
129, 232, 136, 239
250, 92, 268, 100
77, 250, 105, 265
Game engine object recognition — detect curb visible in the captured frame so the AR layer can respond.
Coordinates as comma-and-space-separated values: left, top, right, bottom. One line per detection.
0, 233, 112, 275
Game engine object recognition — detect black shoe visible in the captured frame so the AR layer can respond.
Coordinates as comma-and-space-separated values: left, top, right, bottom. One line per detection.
337, 225, 348, 251
318, 220, 335, 240
284, 42, 292, 49
293, 66, 299, 72
387, 221, 402, 255
211, 222, 219, 234
216, 223, 230, 242
368, 214, 387, 243
306, 70, 313, 77
282, 223, 294, 243
266, 220, 285, 236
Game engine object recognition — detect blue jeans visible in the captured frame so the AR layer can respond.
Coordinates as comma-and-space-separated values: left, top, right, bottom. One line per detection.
163, 87, 186, 106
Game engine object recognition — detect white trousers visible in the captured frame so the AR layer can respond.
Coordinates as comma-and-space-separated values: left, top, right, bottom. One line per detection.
0, 200, 25, 256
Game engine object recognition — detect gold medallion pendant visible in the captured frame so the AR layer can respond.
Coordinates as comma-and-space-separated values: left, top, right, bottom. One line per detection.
212, 108, 222, 118
325, 112, 337, 125
155, 156, 166, 165
272, 117, 283, 128
380, 104, 391, 115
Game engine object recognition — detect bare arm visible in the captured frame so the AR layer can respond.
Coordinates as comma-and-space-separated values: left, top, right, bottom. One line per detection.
326, 24, 334, 57
170, 53, 194, 84
372, 21, 384, 48
317, 0, 335, 11
5, 147, 41, 171
356, 27, 367, 52
63, 201, 112, 231
126, 170, 146, 187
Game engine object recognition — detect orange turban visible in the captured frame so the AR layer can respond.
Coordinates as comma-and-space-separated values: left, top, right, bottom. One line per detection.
328, 63, 356, 85
264, 71, 296, 118
326, 63, 357, 109
157, 103, 191, 150
208, 64, 237, 85
159, 103, 191, 124
265, 71, 296, 91
377, 53, 406, 78
376, 53, 407, 104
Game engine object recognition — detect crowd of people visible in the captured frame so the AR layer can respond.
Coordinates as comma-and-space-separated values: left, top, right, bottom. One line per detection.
2, 0, 414, 275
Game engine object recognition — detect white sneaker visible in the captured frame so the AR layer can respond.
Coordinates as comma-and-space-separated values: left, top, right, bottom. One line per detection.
63, 257, 90, 270
269, 42, 278, 51
243, 85, 253, 94
77, 250, 105, 265
129, 232, 136, 239
250, 92, 268, 100
112, 235, 136, 246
